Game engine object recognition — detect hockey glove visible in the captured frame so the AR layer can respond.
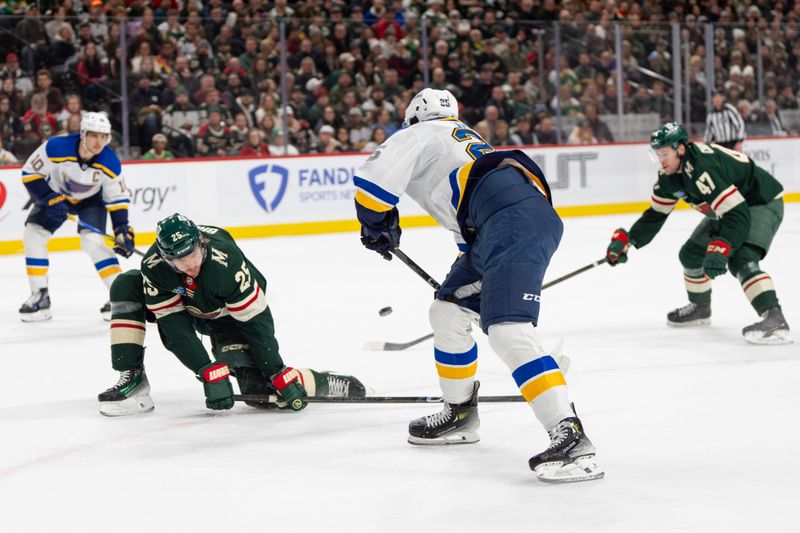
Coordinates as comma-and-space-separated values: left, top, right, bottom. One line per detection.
113, 225, 136, 258
703, 239, 731, 279
37, 192, 69, 230
197, 362, 234, 410
606, 228, 630, 266
360, 207, 401, 261
270, 366, 308, 411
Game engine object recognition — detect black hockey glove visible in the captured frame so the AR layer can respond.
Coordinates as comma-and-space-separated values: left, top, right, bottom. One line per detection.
113, 225, 136, 258
360, 207, 401, 261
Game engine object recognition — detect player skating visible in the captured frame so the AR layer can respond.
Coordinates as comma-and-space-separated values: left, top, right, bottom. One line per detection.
353, 88, 603, 483
606, 122, 791, 344
19, 112, 134, 322
98, 213, 365, 416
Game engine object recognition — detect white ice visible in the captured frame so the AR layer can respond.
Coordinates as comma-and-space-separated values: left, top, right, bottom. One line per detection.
1, 207, 798, 533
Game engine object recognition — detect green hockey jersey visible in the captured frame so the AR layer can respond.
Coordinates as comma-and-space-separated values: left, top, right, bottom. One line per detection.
630, 142, 784, 251
141, 225, 282, 374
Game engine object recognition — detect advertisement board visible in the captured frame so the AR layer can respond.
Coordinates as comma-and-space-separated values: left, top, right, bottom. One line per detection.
1, 137, 798, 254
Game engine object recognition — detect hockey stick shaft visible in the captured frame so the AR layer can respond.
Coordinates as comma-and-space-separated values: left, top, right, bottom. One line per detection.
390, 248, 441, 291
234, 393, 525, 404
541, 257, 608, 290
68, 214, 146, 257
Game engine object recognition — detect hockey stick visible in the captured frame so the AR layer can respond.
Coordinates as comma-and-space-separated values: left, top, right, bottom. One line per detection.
366, 251, 608, 351
234, 393, 526, 404
68, 214, 146, 257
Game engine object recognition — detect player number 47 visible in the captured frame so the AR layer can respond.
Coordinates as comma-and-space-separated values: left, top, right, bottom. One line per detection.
695, 171, 716, 195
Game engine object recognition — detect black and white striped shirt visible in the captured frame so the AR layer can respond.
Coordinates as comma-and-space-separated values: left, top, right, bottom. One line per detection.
704, 103, 746, 144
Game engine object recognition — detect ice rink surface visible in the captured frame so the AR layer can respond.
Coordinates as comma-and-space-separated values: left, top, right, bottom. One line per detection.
1, 206, 798, 533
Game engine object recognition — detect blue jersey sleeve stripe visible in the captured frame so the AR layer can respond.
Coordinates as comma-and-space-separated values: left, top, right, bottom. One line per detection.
511, 356, 559, 388
94, 258, 119, 270
456, 242, 469, 252
353, 176, 399, 206
448, 168, 460, 209
434, 345, 478, 366
26, 258, 49, 266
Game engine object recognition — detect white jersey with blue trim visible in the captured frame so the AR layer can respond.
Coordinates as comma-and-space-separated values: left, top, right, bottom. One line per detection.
21, 133, 129, 210
354, 118, 493, 249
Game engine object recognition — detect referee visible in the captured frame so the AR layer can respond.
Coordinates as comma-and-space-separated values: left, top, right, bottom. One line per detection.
704, 91, 745, 151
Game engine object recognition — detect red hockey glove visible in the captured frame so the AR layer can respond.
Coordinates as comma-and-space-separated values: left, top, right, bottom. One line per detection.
606, 228, 630, 266
703, 239, 731, 279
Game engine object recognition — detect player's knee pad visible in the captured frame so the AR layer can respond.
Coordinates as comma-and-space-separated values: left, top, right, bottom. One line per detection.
730, 245, 764, 280
23, 223, 51, 256
678, 240, 705, 269
429, 299, 475, 353
79, 230, 110, 257
110, 270, 147, 319
487, 321, 546, 371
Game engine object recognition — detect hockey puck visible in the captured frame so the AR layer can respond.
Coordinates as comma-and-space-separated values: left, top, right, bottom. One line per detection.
378, 306, 393, 317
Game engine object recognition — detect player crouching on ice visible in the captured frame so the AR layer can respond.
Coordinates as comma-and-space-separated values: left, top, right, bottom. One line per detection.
19, 112, 135, 322
354, 88, 603, 483
98, 213, 365, 416
606, 122, 791, 344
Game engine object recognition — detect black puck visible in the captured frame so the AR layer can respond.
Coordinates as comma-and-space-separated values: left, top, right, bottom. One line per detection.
378, 306, 393, 317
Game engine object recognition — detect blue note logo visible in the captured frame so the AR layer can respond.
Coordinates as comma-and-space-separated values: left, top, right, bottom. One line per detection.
249, 164, 289, 213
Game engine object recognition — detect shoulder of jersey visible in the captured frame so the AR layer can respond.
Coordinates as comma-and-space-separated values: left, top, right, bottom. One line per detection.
44, 133, 80, 160
201, 226, 242, 271
93, 145, 122, 179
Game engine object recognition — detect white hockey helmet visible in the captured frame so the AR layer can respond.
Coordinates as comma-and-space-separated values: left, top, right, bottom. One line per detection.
403, 88, 459, 127
80, 112, 112, 139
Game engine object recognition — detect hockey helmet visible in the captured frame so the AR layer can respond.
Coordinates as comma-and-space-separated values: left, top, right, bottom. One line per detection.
650, 122, 689, 151
403, 88, 459, 127
80, 112, 112, 139
156, 213, 202, 260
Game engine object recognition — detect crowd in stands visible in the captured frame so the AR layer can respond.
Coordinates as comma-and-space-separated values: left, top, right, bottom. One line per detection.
0, 0, 799, 163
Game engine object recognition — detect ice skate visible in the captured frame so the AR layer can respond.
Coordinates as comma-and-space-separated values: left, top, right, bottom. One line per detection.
315, 371, 367, 398
529, 416, 604, 483
19, 288, 52, 322
743, 306, 792, 345
667, 302, 711, 327
100, 300, 112, 322
408, 381, 480, 445
98, 366, 154, 416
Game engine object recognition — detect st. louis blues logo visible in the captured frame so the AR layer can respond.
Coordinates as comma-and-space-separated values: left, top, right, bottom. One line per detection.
249, 164, 289, 213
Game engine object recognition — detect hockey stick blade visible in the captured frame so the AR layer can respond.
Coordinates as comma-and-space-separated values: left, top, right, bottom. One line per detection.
234, 393, 525, 404
363, 333, 434, 351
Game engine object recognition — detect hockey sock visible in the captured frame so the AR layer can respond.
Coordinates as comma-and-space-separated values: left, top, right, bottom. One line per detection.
429, 300, 479, 404
109, 271, 147, 370
23, 223, 51, 292
80, 231, 121, 289
683, 267, 711, 304
739, 270, 779, 315
488, 322, 573, 429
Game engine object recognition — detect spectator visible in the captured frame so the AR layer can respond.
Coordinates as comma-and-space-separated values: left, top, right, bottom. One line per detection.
197, 107, 233, 156
229, 112, 250, 151
31, 69, 64, 115
0, 135, 18, 164
142, 133, 176, 160
60, 113, 82, 135
361, 86, 396, 117
347, 108, 372, 150
311, 124, 340, 153
56, 94, 85, 132
239, 129, 271, 157
511, 117, 538, 146
163, 86, 201, 135
762, 98, 790, 136
583, 103, 614, 143
487, 85, 516, 122
493, 120, 514, 146
567, 119, 599, 145
16, 4, 48, 73
534, 115, 562, 145
0, 95, 23, 151
336, 126, 354, 152
1, 53, 34, 97
269, 129, 300, 156
1, 77, 26, 116
76, 42, 106, 105
233, 88, 257, 129
21, 92, 57, 142
130, 74, 164, 146
45, 6, 77, 44
362, 127, 387, 153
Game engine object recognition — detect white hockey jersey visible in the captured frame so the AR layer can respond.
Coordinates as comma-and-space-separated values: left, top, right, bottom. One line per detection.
21, 133, 129, 212
354, 118, 493, 249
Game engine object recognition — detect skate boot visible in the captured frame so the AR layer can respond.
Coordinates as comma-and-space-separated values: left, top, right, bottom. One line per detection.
408, 381, 480, 445
314, 371, 367, 398
19, 288, 52, 322
98, 366, 154, 416
529, 416, 604, 483
667, 302, 711, 327
742, 306, 792, 345
100, 301, 112, 322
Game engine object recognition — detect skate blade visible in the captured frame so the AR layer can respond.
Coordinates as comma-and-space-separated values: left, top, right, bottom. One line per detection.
99, 395, 155, 417
743, 329, 793, 345
20, 309, 52, 322
407, 431, 480, 446
535, 455, 605, 483
666, 318, 711, 328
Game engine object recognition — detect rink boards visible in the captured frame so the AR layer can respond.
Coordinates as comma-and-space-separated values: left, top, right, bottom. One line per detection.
1, 136, 798, 255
